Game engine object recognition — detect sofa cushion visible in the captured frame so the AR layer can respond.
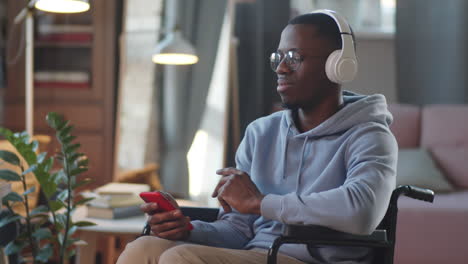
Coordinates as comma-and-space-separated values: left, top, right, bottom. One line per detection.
421, 105, 468, 148
431, 146, 468, 189
395, 192, 468, 264
388, 104, 421, 148
397, 148, 454, 192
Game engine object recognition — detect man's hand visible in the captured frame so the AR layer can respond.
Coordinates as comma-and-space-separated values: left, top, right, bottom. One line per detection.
212, 167, 265, 215
140, 202, 191, 241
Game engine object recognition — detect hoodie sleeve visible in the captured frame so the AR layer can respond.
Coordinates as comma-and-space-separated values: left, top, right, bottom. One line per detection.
187, 210, 258, 249
186, 124, 258, 248
261, 124, 398, 235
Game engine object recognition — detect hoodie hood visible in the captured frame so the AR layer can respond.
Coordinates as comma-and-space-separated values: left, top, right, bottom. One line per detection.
284, 91, 393, 138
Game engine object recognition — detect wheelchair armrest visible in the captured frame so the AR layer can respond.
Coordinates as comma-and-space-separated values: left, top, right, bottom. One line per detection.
180, 206, 219, 222
282, 224, 389, 247
141, 206, 219, 236
391, 185, 435, 205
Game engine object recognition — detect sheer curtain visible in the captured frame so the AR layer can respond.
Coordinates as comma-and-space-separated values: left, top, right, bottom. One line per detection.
157, 0, 227, 198
187, 3, 233, 206
116, 0, 163, 171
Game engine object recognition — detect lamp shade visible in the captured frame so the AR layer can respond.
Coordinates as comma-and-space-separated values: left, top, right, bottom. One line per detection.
35, 0, 90, 13
152, 30, 199, 65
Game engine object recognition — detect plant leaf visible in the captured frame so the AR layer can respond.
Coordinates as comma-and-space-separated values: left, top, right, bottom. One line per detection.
73, 220, 96, 227
65, 143, 81, 154
77, 158, 89, 167
0, 214, 21, 228
2, 192, 24, 204
46, 112, 63, 130
62, 135, 77, 145
30, 214, 50, 223
73, 178, 93, 189
36, 152, 47, 163
4, 240, 25, 255
74, 197, 94, 207
23, 186, 36, 196
57, 232, 64, 246
36, 244, 53, 263
68, 152, 85, 163
30, 205, 49, 216
43, 157, 54, 172
0, 127, 14, 138
59, 125, 74, 139
49, 200, 65, 212
56, 213, 68, 230
14, 138, 37, 165
69, 167, 87, 176
29, 140, 38, 153
67, 226, 78, 238
0, 150, 20, 166
0, 169, 21, 181
33, 228, 52, 240
57, 189, 70, 204
22, 164, 38, 175
35, 169, 56, 198
54, 170, 67, 184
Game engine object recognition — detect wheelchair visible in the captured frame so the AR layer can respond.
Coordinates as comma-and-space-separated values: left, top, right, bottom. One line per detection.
142, 185, 434, 264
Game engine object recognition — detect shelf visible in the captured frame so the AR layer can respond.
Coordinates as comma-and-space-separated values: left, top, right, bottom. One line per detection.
35, 41, 92, 48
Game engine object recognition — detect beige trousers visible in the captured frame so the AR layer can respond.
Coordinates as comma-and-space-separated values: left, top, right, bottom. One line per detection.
116, 236, 305, 264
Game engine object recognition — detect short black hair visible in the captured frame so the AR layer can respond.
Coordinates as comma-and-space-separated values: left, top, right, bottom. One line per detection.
288, 13, 347, 50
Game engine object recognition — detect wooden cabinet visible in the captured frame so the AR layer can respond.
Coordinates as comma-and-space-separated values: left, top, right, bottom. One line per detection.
3, 0, 117, 187
0, 0, 6, 92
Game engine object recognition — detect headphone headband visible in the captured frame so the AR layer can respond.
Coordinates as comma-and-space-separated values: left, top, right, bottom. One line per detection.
310, 9, 352, 34
309, 9, 355, 59
309, 9, 358, 84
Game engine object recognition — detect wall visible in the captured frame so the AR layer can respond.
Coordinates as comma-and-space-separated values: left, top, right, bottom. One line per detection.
343, 34, 397, 103
396, 0, 468, 105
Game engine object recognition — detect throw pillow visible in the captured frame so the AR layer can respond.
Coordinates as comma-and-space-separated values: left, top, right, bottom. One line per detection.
430, 146, 468, 189
397, 148, 454, 192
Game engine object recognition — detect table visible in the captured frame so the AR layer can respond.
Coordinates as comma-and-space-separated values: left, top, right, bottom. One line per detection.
74, 206, 146, 264
74, 199, 204, 264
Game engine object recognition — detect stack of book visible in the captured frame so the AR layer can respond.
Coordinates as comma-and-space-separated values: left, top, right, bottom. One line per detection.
86, 182, 150, 219
34, 71, 90, 89
36, 24, 93, 43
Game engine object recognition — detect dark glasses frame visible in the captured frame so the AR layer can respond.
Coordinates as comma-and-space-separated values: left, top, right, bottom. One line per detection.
270, 49, 329, 72
270, 50, 304, 72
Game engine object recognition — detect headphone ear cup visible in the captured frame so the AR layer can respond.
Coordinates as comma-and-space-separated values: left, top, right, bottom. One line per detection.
325, 49, 358, 84
325, 50, 342, 84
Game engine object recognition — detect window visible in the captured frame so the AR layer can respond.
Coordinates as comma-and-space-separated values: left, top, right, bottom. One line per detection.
117, 0, 163, 171
187, 7, 231, 206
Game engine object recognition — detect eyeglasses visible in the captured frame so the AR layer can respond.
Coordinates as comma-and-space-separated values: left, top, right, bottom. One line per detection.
270, 50, 329, 72
270, 50, 304, 72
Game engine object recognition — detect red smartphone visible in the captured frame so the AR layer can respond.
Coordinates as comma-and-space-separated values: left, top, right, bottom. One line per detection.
139, 191, 193, 230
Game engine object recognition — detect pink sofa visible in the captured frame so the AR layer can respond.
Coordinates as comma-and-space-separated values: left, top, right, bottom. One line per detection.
388, 104, 468, 264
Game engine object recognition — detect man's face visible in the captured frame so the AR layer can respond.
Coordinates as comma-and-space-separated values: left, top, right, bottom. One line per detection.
275, 24, 336, 110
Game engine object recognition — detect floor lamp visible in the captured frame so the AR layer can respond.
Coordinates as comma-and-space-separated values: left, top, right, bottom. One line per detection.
13, 0, 90, 137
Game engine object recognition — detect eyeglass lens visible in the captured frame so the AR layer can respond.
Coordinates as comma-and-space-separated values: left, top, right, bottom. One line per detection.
270, 51, 301, 72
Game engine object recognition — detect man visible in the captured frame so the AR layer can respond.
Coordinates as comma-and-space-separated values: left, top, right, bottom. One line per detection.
117, 10, 397, 264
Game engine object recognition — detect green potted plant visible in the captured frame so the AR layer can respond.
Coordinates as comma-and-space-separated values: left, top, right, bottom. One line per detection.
0, 112, 95, 264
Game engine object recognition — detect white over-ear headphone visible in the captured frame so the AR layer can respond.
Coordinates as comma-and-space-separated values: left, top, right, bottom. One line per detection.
310, 9, 358, 84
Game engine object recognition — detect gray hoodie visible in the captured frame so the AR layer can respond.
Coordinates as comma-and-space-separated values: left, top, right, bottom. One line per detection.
188, 91, 397, 263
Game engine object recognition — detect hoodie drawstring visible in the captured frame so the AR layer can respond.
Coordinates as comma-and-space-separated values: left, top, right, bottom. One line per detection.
295, 136, 308, 190
282, 125, 291, 180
